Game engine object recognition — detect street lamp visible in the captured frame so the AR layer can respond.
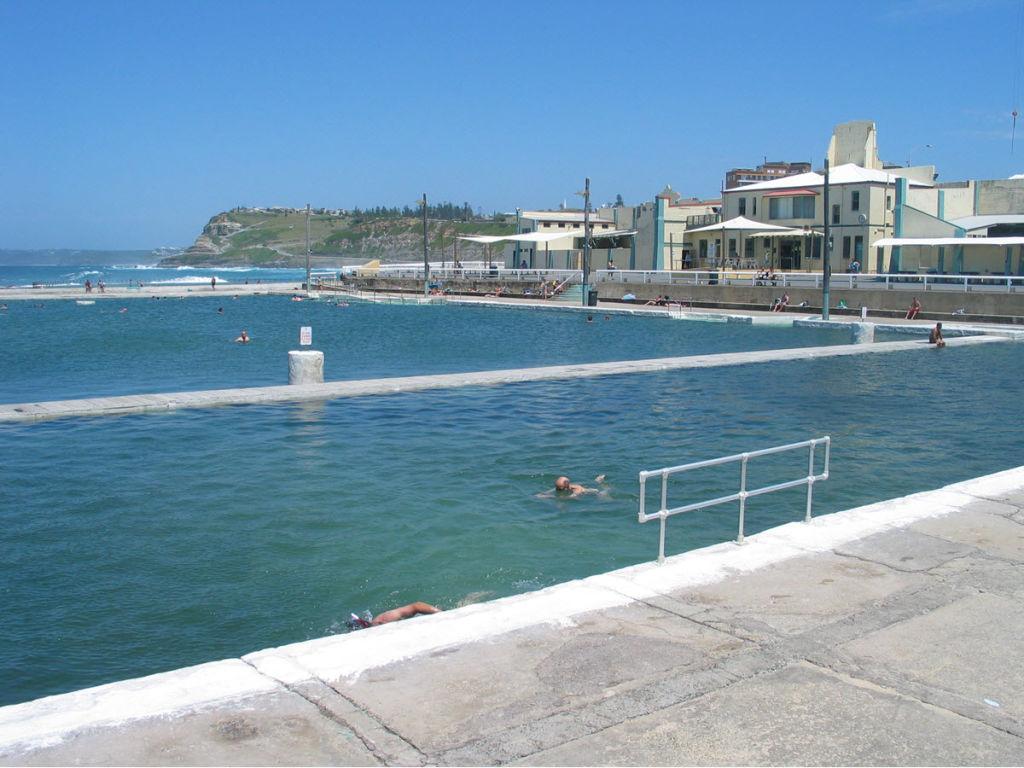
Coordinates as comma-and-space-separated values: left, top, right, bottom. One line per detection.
575, 178, 592, 307
418, 193, 429, 297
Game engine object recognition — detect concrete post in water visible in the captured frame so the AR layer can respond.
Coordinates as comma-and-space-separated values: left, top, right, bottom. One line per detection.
852, 323, 874, 344
288, 351, 324, 385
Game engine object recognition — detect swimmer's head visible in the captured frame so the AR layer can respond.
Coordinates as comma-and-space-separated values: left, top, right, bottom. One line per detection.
555, 476, 571, 491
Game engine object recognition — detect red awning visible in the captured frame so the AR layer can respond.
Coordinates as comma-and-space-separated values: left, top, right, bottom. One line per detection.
762, 188, 818, 198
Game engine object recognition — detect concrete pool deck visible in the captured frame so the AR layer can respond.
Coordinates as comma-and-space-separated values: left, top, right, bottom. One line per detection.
0, 282, 303, 301
2, 465, 1023, 765
0, 334, 1009, 423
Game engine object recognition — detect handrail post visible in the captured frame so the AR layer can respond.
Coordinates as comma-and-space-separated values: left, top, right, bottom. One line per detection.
737, 454, 749, 545
805, 440, 816, 523
658, 510, 667, 565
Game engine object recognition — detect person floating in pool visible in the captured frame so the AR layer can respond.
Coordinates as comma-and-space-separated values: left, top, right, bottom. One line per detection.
235, 330, 250, 343
346, 601, 441, 630
929, 322, 946, 348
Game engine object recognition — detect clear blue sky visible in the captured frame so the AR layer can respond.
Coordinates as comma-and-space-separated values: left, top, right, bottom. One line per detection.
1, 0, 1021, 249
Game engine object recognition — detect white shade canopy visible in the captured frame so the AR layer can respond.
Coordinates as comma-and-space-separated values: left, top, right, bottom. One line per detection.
687, 216, 795, 234
874, 237, 1024, 247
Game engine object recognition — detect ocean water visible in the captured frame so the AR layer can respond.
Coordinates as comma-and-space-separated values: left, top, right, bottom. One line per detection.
0, 297, 857, 403
0, 264, 312, 289
1, 340, 1022, 706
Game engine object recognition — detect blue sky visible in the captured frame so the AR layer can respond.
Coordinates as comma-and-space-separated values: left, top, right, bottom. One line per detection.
1, 0, 1021, 249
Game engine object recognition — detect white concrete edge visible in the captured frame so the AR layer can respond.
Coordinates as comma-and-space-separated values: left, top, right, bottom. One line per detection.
0, 335, 1006, 424
0, 659, 279, 754
3, 464, 1022, 755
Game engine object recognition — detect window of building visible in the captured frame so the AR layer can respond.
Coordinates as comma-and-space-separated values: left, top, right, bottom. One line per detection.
832, 204, 840, 225
558, 222, 565, 228
886, 195, 892, 211
854, 235, 864, 263
793, 197, 814, 218
769, 198, 787, 219
728, 238, 737, 257
851, 191, 860, 211
699, 239, 708, 259
842, 236, 851, 259
738, 197, 746, 215
752, 198, 757, 216
744, 238, 754, 261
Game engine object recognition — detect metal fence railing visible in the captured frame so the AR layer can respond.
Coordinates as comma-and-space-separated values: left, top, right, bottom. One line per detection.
638, 436, 831, 564
596, 270, 1024, 294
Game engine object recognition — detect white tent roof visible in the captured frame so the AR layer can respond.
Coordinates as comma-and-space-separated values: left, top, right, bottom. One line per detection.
458, 230, 584, 245
457, 235, 507, 244
874, 237, 1024, 247
687, 216, 795, 233
750, 229, 822, 238
949, 214, 1024, 231
725, 163, 931, 193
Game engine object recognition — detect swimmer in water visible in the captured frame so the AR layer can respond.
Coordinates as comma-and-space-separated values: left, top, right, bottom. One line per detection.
235, 330, 250, 343
346, 601, 440, 630
118, 307, 128, 313
538, 474, 608, 498
217, 307, 224, 314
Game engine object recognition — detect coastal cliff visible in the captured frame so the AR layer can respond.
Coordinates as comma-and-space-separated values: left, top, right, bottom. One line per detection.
160, 208, 514, 267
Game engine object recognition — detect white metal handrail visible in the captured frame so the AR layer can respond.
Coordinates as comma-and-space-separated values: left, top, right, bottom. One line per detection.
595, 269, 1024, 294
638, 436, 831, 564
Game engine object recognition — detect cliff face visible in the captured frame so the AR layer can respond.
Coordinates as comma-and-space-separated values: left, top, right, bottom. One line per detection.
160, 208, 513, 267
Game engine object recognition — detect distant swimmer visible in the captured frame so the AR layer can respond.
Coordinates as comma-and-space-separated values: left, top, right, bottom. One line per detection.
118, 307, 128, 313
211, 276, 217, 290
539, 474, 608, 498
346, 601, 441, 630
235, 330, 250, 343
335, 301, 349, 307
0, 304, 7, 311
929, 322, 946, 348
217, 307, 224, 314
291, 295, 304, 302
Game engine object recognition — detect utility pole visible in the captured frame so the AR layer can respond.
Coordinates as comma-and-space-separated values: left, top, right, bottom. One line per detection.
822, 159, 831, 320
305, 203, 311, 293
421, 193, 429, 297
582, 177, 592, 307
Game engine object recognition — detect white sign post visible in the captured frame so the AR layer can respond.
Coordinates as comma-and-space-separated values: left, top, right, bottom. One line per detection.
300, 326, 312, 346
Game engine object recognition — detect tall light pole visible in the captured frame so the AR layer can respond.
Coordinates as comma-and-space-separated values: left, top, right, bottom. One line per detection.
822, 159, 831, 320
577, 178, 592, 307
421, 193, 429, 297
305, 203, 311, 293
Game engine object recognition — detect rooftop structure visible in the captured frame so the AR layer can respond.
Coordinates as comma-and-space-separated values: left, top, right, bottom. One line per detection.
725, 160, 812, 190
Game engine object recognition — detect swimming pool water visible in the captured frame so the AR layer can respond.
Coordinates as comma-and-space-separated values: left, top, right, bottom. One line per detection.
0, 298, 857, 403
2, 340, 1022, 706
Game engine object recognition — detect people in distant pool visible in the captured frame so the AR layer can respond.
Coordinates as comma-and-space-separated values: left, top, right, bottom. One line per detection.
929, 322, 946, 348
235, 330, 250, 343
346, 601, 441, 630
211, 276, 217, 290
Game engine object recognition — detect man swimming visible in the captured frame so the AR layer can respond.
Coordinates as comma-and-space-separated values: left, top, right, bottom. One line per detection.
235, 330, 250, 343
347, 601, 441, 630
929, 322, 946, 348
552, 474, 607, 497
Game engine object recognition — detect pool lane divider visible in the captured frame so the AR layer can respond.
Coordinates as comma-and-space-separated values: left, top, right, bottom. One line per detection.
0, 335, 1009, 424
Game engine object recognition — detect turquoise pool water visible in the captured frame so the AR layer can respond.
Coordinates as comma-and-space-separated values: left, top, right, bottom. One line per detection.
0, 298, 858, 403
2, 341, 1021, 706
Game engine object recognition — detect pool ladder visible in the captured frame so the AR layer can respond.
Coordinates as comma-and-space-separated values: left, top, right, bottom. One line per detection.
638, 436, 831, 564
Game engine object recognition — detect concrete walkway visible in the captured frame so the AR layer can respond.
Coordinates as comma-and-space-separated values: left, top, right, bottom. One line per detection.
2, 467, 1024, 765
0, 283, 302, 302
0, 335, 1006, 423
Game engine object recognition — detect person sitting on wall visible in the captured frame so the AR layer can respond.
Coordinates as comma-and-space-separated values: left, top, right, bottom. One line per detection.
906, 296, 922, 320
772, 293, 790, 312
929, 322, 946, 348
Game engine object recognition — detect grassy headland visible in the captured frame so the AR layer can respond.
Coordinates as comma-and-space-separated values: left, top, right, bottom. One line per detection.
160, 207, 515, 267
